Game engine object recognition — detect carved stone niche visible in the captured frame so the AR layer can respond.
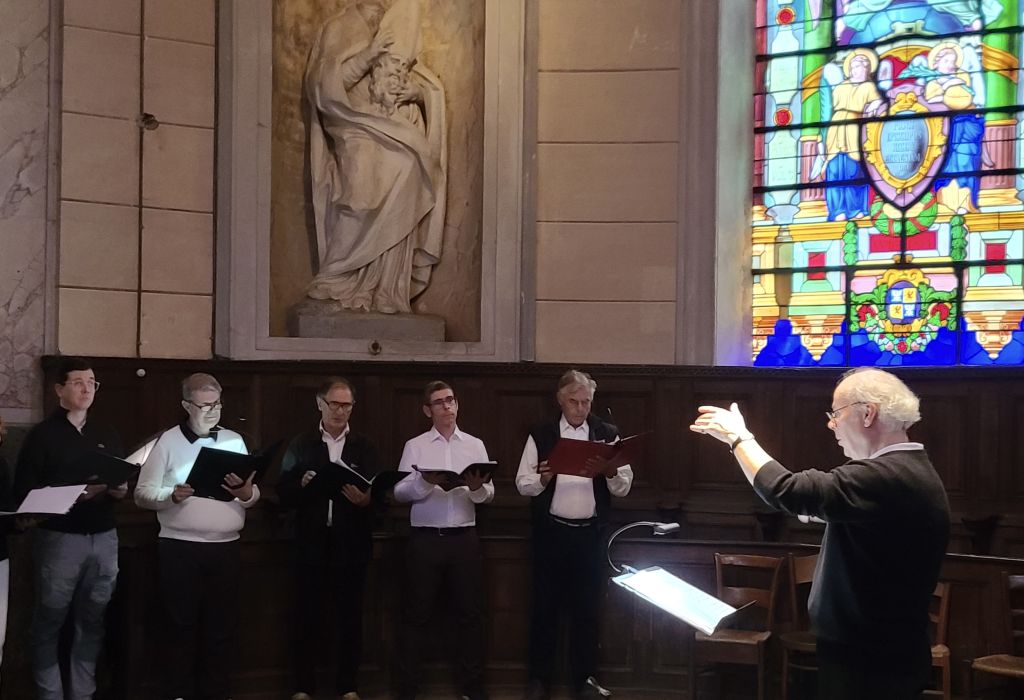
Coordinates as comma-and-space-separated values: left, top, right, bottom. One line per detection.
216, 0, 524, 361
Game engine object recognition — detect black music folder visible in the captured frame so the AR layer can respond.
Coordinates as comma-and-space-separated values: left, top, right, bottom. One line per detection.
412, 461, 497, 492
58, 450, 140, 487
307, 462, 408, 497
186, 441, 282, 501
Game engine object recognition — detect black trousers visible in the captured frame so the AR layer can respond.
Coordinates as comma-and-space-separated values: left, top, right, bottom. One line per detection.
158, 538, 240, 700
817, 641, 930, 700
527, 519, 604, 691
397, 527, 485, 696
292, 547, 370, 695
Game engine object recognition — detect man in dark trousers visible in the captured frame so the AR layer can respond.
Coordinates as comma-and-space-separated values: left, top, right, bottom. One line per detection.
516, 369, 634, 700
15, 356, 128, 700
691, 367, 950, 700
277, 377, 381, 700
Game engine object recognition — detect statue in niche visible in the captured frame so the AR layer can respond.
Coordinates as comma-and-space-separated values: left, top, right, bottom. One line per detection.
304, 0, 447, 314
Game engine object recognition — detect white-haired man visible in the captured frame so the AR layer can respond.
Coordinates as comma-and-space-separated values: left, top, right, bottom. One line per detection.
516, 370, 633, 700
690, 368, 950, 700
136, 373, 259, 700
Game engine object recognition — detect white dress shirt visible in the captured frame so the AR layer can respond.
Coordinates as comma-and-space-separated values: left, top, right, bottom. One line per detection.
393, 426, 493, 527
515, 415, 633, 520
320, 421, 350, 526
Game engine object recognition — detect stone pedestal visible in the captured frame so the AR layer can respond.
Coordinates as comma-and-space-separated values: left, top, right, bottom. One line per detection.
288, 298, 446, 341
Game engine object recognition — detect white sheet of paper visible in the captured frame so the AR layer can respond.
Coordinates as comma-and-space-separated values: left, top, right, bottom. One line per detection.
0, 485, 87, 516
613, 566, 738, 635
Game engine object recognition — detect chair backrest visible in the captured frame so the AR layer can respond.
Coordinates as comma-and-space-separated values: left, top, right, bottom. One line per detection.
715, 553, 784, 629
1008, 573, 1024, 655
928, 581, 951, 647
788, 553, 819, 631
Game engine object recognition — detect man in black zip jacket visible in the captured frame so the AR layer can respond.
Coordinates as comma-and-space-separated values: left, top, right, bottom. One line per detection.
516, 370, 634, 700
277, 377, 381, 700
691, 368, 950, 700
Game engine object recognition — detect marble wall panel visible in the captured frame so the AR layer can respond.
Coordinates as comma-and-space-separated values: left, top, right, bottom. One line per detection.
143, 38, 214, 127
536, 222, 676, 301
62, 26, 139, 118
141, 208, 213, 294
61, 113, 140, 205
139, 292, 212, 358
144, 0, 215, 45
537, 70, 679, 143
535, 301, 676, 364
64, 0, 141, 35
537, 0, 680, 71
141, 124, 213, 211
58, 288, 138, 357
0, 0, 50, 416
269, 0, 485, 341
536, 143, 678, 222
59, 201, 139, 289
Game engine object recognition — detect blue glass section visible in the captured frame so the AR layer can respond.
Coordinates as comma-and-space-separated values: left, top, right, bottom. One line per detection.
754, 320, 815, 366
840, 2, 974, 46
992, 318, 1024, 365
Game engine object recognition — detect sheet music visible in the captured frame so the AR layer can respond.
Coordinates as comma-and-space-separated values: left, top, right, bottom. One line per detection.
0, 485, 86, 516
613, 566, 738, 635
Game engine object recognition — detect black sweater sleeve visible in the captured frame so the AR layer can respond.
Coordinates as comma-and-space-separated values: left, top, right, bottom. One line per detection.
753, 458, 899, 523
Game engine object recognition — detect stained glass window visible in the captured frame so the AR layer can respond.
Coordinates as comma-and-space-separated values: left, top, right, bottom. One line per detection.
752, 0, 1024, 366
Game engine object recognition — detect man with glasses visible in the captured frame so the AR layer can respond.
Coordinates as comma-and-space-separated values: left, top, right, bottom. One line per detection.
135, 372, 259, 700
277, 377, 380, 700
393, 381, 493, 700
14, 356, 127, 700
690, 368, 950, 700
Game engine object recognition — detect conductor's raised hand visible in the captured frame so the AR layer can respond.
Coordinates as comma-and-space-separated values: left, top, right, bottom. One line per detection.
689, 403, 750, 444
171, 483, 195, 504
223, 471, 255, 501
341, 483, 371, 507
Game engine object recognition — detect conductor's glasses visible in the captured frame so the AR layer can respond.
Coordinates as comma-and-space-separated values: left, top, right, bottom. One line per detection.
825, 401, 864, 423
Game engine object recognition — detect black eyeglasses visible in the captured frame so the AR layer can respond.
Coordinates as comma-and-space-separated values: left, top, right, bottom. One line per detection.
826, 402, 864, 423
186, 400, 222, 414
319, 399, 355, 412
62, 379, 100, 391
427, 396, 457, 408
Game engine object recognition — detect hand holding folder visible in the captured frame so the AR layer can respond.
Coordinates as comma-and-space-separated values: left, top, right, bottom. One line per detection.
185, 440, 282, 501
413, 462, 496, 492
547, 433, 648, 477
305, 462, 408, 499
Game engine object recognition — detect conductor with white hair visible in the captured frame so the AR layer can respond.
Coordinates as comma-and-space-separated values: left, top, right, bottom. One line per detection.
690, 368, 950, 700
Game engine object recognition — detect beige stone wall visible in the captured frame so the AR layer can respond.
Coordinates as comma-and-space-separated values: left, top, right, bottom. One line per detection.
533, 0, 681, 364
58, 0, 215, 359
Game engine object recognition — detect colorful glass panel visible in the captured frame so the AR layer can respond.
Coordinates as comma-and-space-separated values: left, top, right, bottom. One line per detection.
753, 0, 1024, 366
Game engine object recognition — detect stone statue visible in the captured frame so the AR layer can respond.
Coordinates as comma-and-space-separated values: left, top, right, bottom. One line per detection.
305, 0, 447, 314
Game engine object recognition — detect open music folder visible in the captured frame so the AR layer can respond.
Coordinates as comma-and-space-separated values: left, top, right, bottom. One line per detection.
612, 566, 752, 635
547, 433, 648, 476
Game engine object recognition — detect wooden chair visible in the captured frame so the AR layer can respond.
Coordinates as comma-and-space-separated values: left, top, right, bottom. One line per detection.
779, 553, 819, 699
923, 581, 952, 700
964, 573, 1024, 699
688, 553, 783, 700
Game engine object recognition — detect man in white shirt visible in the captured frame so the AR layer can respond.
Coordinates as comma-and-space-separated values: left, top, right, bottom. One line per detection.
516, 370, 633, 700
135, 373, 259, 700
393, 381, 493, 700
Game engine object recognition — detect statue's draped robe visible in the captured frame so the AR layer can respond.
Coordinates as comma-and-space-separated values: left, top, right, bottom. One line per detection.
305, 9, 447, 313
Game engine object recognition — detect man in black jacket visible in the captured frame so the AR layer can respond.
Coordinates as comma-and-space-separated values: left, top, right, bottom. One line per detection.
14, 356, 127, 700
277, 377, 381, 700
516, 370, 634, 700
691, 367, 950, 700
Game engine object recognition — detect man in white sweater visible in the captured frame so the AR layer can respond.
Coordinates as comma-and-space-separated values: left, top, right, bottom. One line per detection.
135, 373, 259, 700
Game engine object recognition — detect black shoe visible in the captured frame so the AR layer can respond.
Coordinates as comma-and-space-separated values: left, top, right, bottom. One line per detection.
574, 677, 611, 700
522, 679, 549, 700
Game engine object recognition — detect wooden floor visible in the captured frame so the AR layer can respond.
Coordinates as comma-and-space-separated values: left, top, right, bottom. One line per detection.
237, 687, 687, 700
